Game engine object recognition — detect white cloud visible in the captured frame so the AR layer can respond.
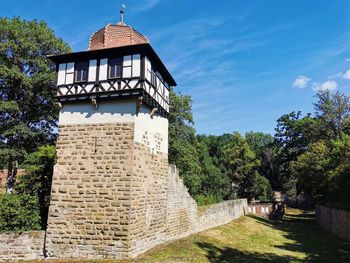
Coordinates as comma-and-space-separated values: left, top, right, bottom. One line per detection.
342, 69, 350, 79
135, 0, 162, 12
328, 72, 342, 79
293, 75, 311, 88
312, 80, 338, 92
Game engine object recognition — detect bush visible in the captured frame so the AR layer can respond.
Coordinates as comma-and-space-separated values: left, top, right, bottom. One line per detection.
195, 194, 222, 206
251, 173, 273, 201
15, 145, 56, 229
0, 193, 41, 232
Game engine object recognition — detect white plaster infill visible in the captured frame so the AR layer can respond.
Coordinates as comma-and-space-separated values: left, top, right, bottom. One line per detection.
58, 100, 168, 154
58, 100, 137, 125
134, 111, 168, 154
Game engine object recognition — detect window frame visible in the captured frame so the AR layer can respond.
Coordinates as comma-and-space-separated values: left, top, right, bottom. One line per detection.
74, 61, 89, 83
108, 57, 123, 79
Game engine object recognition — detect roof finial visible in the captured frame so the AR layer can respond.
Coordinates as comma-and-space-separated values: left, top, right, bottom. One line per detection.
120, 4, 126, 24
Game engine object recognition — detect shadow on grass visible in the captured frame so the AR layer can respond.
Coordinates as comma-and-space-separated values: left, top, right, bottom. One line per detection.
246, 211, 350, 262
196, 242, 297, 263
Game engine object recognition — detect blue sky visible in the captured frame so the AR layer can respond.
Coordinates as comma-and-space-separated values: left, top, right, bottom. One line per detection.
2, 0, 350, 135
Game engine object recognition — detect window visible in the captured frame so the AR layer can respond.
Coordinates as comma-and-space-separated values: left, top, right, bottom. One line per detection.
151, 70, 157, 87
75, 62, 89, 82
108, 58, 123, 79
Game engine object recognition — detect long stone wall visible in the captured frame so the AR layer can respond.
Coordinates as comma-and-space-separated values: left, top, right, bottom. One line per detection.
164, 164, 247, 244
197, 199, 247, 231
316, 205, 350, 241
0, 231, 45, 261
0, 162, 247, 261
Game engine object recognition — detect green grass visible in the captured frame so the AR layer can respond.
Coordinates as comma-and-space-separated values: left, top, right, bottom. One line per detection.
23, 208, 350, 262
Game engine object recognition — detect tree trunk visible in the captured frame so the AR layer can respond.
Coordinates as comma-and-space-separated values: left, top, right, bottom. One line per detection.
6, 159, 18, 194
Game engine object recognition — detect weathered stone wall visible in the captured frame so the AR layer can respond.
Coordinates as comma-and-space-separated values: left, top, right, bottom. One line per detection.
164, 164, 247, 243
128, 141, 169, 256
46, 123, 135, 258
166, 165, 197, 240
316, 205, 350, 241
197, 199, 247, 231
0, 231, 45, 261
44, 105, 248, 259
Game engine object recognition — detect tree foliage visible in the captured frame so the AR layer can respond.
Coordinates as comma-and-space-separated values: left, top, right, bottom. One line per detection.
0, 17, 70, 174
15, 145, 56, 228
275, 91, 350, 209
0, 17, 69, 231
168, 91, 274, 203
225, 132, 271, 200
0, 193, 41, 232
168, 90, 202, 195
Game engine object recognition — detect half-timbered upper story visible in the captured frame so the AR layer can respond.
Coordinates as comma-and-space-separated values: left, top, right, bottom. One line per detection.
49, 23, 176, 118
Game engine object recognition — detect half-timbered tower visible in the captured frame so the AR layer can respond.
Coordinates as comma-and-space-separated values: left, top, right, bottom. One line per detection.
45, 14, 176, 258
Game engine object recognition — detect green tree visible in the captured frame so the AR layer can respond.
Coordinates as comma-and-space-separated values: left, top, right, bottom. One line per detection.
326, 134, 350, 209
196, 139, 230, 201
225, 132, 270, 200
251, 173, 272, 201
0, 193, 41, 232
274, 112, 319, 196
202, 133, 234, 175
290, 141, 330, 203
314, 91, 350, 139
168, 91, 202, 195
15, 145, 56, 228
274, 91, 350, 208
0, 17, 71, 191
245, 132, 279, 190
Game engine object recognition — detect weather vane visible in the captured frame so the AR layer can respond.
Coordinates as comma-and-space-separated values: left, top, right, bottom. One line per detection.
120, 4, 126, 24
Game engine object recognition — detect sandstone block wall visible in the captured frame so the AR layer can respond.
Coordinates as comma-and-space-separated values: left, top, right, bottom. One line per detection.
197, 199, 247, 231
46, 123, 135, 258
44, 112, 248, 259
165, 164, 197, 240
45, 119, 171, 259
128, 141, 169, 256
164, 164, 247, 242
0, 231, 45, 261
316, 205, 350, 241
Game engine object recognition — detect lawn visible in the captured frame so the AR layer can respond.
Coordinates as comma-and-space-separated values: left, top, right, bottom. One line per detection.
24, 208, 350, 263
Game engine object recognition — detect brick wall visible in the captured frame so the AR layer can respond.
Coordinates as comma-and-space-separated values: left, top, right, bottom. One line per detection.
0, 231, 45, 261
316, 205, 350, 241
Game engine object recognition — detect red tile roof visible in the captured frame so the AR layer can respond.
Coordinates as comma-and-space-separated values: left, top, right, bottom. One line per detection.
88, 22, 149, 51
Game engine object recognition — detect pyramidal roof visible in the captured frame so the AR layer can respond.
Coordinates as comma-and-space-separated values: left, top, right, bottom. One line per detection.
88, 22, 149, 51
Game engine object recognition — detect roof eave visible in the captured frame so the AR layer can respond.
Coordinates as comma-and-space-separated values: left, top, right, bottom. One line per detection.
47, 43, 176, 87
